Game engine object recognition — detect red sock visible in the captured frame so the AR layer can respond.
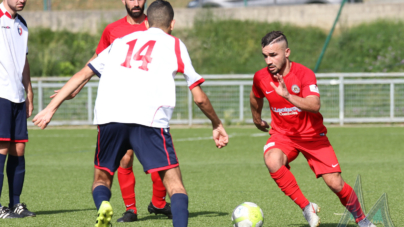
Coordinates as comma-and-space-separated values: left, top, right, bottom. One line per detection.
151, 172, 167, 208
117, 166, 137, 213
270, 166, 310, 210
335, 183, 365, 223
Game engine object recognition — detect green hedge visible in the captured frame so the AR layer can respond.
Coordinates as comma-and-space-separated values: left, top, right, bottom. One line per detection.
27, 19, 404, 77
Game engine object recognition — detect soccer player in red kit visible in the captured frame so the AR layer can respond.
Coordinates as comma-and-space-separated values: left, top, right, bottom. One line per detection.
51, 0, 170, 222
250, 31, 375, 227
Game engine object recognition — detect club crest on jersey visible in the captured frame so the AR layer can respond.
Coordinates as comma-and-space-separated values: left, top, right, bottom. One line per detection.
291, 84, 300, 94
17, 25, 22, 36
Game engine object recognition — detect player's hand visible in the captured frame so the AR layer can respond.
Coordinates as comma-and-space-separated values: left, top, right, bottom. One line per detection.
50, 90, 75, 100
25, 98, 34, 118
212, 123, 229, 149
32, 108, 56, 129
270, 73, 290, 100
254, 119, 269, 132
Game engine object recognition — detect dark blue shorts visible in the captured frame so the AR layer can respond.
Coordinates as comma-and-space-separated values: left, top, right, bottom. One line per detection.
94, 123, 179, 175
0, 97, 28, 142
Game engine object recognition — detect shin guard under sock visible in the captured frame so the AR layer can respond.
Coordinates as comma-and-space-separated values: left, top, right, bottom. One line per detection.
117, 166, 137, 213
93, 185, 111, 211
6, 155, 25, 207
270, 165, 310, 210
0, 154, 6, 207
151, 172, 167, 208
171, 193, 188, 227
336, 183, 365, 223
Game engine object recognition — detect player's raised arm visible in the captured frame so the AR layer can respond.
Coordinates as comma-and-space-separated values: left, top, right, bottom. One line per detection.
191, 86, 228, 148
32, 66, 95, 129
250, 90, 269, 132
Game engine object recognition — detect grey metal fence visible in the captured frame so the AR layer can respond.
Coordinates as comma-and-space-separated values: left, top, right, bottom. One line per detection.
29, 73, 404, 126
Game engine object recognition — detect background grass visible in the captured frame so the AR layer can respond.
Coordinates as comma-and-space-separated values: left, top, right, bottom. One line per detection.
27, 19, 404, 77
0, 126, 402, 226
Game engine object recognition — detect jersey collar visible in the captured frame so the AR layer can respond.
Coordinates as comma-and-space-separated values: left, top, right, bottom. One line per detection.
0, 2, 12, 19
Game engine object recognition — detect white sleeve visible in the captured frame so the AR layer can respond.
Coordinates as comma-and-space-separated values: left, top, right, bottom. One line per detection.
88, 44, 113, 78
178, 40, 204, 90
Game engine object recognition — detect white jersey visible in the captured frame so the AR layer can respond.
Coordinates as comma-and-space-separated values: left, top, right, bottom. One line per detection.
0, 2, 28, 103
89, 27, 204, 128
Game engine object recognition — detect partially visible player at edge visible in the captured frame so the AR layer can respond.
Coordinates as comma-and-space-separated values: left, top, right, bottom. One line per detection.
0, 0, 36, 219
250, 31, 375, 227
51, 0, 171, 222
33, 1, 229, 227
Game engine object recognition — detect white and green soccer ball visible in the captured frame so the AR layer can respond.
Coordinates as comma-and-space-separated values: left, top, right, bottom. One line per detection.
231, 202, 264, 227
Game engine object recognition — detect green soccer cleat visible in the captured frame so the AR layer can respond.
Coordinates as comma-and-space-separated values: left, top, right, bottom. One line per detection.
95, 201, 113, 227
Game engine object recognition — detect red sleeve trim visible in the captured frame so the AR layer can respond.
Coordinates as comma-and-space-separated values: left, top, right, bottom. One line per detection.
146, 164, 179, 174
94, 165, 114, 176
174, 38, 184, 73
189, 78, 205, 91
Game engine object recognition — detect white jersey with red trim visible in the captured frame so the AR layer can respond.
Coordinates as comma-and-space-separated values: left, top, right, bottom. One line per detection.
89, 27, 204, 128
0, 2, 29, 103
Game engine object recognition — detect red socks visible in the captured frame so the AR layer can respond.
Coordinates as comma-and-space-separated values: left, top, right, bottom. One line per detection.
270, 166, 310, 210
117, 166, 137, 213
335, 183, 365, 223
151, 172, 167, 208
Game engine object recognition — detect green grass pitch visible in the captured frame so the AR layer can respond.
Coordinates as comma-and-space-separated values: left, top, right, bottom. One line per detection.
0, 126, 403, 226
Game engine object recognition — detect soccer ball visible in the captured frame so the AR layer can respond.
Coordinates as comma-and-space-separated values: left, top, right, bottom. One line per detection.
231, 202, 264, 227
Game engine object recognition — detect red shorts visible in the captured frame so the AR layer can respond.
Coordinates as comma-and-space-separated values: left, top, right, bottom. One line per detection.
263, 134, 341, 178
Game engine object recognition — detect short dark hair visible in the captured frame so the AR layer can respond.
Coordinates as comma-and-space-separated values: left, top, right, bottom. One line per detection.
261, 31, 288, 48
147, 0, 174, 29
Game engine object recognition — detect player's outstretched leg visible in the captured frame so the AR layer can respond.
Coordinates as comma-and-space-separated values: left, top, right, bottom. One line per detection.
159, 167, 188, 227
148, 172, 172, 219
265, 149, 319, 226
322, 173, 376, 227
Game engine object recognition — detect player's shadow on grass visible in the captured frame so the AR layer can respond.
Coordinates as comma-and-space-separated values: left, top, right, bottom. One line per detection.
35, 208, 95, 215
290, 224, 357, 227
138, 211, 228, 221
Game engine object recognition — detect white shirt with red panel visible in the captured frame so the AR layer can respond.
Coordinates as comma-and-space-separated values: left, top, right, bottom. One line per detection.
89, 27, 204, 128
0, 2, 28, 103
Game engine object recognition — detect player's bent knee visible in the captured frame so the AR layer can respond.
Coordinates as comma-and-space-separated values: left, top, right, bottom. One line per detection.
322, 172, 344, 193
264, 149, 287, 173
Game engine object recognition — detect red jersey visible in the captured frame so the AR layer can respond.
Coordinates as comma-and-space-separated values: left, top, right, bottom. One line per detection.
252, 62, 327, 138
95, 16, 148, 54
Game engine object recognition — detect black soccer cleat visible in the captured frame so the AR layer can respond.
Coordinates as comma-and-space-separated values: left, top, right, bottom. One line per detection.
0, 206, 24, 219
147, 202, 172, 219
116, 209, 138, 222
12, 203, 36, 217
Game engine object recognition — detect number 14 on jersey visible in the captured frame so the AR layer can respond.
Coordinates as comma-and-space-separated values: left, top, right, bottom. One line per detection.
121, 39, 156, 71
